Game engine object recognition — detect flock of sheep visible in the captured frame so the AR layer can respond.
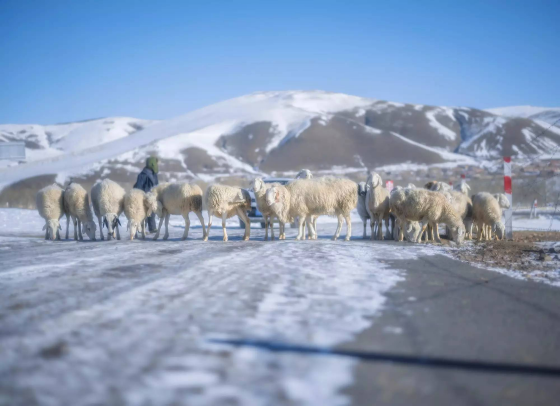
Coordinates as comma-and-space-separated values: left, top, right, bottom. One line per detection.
35, 169, 510, 245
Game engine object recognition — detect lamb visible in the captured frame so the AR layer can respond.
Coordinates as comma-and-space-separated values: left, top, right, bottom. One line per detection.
204, 185, 251, 242
151, 182, 206, 241
63, 183, 97, 241
251, 178, 283, 240
91, 179, 125, 241
36, 184, 65, 240
123, 189, 159, 240
357, 181, 370, 239
266, 177, 357, 241
472, 192, 506, 241
365, 173, 390, 240
391, 188, 466, 244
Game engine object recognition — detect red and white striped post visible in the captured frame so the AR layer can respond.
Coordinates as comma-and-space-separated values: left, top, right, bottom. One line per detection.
386, 180, 394, 192
503, 157, 513, 240
461, 173, 466, 186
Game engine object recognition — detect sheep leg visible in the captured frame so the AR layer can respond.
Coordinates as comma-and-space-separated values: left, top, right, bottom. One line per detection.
71, 216, 77, 240
65, 215, 70, 240
264, 216, 269, 241
78, 219, 84, 241
116, 225, 121, 240
195, 210, 207, 240
306, 216, 315, 240
279, 222, 285, 240
44, 228, 49, 240
237, 208, 250, 241
98, 216, 105, 241
344, 214, 352, 241
419, 223, 429, 243
270, 216, 275, 240
312, 216, 318, 240
433, 222, 442, 243
332, 214, 343, 241
370, 216, 376, 241
477, 222, 484, 241
385, 217, 391, 240
205, 211, 213, 241
162, 213, 171, 240
141, 220, 146, 240
221, 212, 229, 242
182, 213, 190, 240
296, 215, 306, 240
56, 228, 61, 240
153, 211, 165, 240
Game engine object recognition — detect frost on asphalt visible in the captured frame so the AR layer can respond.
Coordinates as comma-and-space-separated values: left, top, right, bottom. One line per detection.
0, 209, 439, 405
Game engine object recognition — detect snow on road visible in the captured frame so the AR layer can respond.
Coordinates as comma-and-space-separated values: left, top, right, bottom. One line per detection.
0, 209, 441, 406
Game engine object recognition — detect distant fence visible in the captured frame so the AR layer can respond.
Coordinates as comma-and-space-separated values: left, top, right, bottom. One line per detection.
0, 142, 26, 160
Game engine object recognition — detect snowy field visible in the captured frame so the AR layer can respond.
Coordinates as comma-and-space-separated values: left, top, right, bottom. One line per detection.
0, 208, 443, 406
1, 208, 559, 405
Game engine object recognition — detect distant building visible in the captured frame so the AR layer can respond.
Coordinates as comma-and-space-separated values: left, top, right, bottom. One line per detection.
0, 142, 26, 161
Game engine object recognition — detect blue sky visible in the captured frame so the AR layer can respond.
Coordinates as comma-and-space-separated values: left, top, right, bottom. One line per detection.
0, 0, 558, 124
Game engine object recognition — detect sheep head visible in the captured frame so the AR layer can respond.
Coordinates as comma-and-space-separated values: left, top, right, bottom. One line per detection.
367, 172, 382, 188
266, 187, 280, 206
82, 221, 97, 240
295, 169, 313, 179
103, 213, 121, 239
43, 219, 61, 240
493, 222, 505, 240
357, 182, 368, 197
450, 224, 466, 245
251, 178, 265, 193
128, 219, 140, 240
494, 194, 510, 209
144, 192, 158, 217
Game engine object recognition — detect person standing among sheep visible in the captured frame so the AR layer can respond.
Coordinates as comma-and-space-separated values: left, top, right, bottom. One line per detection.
133, 157, 159, 233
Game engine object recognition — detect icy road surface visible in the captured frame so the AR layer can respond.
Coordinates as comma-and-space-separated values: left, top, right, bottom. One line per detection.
1, 209, 560, 406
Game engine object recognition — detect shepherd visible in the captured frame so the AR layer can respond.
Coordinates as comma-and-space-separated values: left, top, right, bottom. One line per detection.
133, 156, 159, 233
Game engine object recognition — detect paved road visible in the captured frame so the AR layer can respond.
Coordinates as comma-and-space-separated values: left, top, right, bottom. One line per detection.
0, 217, 559, 405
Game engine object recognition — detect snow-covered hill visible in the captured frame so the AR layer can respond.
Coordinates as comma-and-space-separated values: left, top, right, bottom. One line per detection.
486, 106, 560, 126
1, 91, 560, 207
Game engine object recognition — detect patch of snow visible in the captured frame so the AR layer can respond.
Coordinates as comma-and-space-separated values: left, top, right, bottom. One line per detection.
425, 109, 457, 141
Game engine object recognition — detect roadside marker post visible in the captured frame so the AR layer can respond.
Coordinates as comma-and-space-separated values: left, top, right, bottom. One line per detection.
386, 180, 393, 192
503, 157, 513, 240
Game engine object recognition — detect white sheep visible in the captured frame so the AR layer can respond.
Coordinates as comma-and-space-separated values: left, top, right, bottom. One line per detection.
63, 183, 97, 241
473, 192, 505, 241
391, 188, 466, 244
123, 189, 159, 240
204, 185, 251, 242
266, 177, 357, 241
91, 179, 125, 241
365, 173, 390, 240
357, 181, 370, 239
151, 182, 206, 241
390, 186, 420, 242
251, 178, 283, 240
36, 184, 65, 240
293, 169, 316, 238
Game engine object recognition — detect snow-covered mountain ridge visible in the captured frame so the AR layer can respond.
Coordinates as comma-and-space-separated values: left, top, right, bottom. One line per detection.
1, 91, 559, 198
